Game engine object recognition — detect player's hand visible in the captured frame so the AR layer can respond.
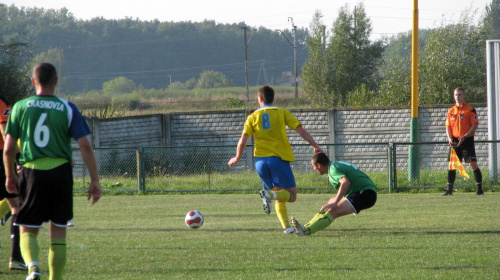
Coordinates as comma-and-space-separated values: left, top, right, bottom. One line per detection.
5, 176, 19, 194
313, 146, 323, 154
228, 157, 239, 167
448, 139, 454, 146
457, 137, 465, 147
320, 203, 336, 213
87, 181, 102, 205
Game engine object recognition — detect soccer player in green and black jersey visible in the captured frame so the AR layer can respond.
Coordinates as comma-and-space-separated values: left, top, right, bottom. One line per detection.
291, 152, 377, 236
3, 63, 102, 280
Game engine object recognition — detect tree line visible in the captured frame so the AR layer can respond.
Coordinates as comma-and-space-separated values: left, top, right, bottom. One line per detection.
1, 1, 499, 109
0, 4, 307, 97
302, 1, 499, 107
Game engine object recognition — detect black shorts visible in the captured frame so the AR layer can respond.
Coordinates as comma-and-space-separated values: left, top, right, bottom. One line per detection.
346, 189, 377, 214
16, 162, 73, 227
0, 153, 18, 200
451, 137, 477, 163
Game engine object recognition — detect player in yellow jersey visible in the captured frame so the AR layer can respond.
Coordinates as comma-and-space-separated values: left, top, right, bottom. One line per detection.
228, 85, 322, 234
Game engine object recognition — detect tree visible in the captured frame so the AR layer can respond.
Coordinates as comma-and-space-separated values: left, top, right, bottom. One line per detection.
302, 3, 384, 107
484, 0, 500, 39
419, 10, 487, 104
0, 37, 32, 104
301, 11, 332, 105
376, 30, 431, 106
102, 76, 136, 95
328, 3, 384, 106
196, 70, 232, 89
376, 32, 412, 106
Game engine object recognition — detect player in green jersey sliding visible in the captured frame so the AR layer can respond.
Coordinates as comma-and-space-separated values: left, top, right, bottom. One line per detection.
291, 152, 377, 236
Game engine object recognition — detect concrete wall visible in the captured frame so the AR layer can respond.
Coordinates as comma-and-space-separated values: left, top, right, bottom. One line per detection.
82, 105, 488, 172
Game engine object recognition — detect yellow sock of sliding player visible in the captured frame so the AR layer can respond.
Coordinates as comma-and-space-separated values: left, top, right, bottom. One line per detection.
305, 212, 324, 227
49, 238, 67, 280
307, 212, 334, 235
0, 200, 10, 217
272, 190, 291, 202
21, 232, 39, 268
275, 201, 291, 229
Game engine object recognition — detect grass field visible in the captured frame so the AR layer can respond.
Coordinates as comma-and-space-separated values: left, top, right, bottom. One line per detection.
1, 193, 499, 279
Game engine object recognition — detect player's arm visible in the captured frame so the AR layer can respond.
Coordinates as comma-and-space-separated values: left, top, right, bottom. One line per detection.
228, 134, 249, 167
0, 123, 6, 141
295, 125, 323, 153
3, 134, 19, 194
446, 126, 454, 146
77, 136, 102, 205
321, 176, 350, 212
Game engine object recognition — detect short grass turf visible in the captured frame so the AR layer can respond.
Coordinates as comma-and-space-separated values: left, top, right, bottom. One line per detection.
0, 193, 499, 279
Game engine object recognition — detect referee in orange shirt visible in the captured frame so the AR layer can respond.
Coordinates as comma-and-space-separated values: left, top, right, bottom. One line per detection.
444, 87, 483, 195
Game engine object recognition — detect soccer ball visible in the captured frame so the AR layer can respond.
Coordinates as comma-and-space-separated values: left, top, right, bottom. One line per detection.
185, 210, 204, 229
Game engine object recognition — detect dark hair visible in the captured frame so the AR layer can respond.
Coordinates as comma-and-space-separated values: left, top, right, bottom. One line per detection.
33, 63, 57, 87
311, 152, 330, 166
258, 85, 274, 104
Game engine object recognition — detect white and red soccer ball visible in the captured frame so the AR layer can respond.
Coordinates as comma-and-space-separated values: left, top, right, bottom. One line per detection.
185, 210, 204, 229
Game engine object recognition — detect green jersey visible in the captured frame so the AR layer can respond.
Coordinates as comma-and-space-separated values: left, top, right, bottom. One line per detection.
5, 95, 91, 169
328, 161, 377, 196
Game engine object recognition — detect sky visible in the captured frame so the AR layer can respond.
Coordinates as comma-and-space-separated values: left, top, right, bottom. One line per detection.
3, 0, 493, 39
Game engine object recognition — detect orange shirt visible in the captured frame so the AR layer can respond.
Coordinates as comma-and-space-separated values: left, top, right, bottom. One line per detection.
0, 96, 10, 149
445, 102, 479, 138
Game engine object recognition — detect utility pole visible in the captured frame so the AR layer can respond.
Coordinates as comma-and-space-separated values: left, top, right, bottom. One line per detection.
242, 26, 256, 102
289, 17, 298, 99
277, 18, 298, 99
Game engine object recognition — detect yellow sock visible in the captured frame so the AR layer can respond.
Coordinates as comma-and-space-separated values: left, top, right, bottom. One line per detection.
0, 200, 11, 217
307, 212, 334, 235
275, 201, 291, 229
49, 238, 67, 280
21, 232, 39, 268
273, 190, 291, 202
305, 212, 324, 227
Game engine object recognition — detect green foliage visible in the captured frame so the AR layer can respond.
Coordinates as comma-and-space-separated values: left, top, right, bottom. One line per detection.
0, 4, 309, 93
327, 3, 384, 106
301, 11, 333, 107
377, 56, 411, 106
224, 97, 245, 109
112, 93, 143, 110
167, 81, 186, 90
0, 36, 33, 103
346, 84, 374, 106
185, 78, 197, 90
419, 10, 487, 104
484, 0, 500, 39
102, 76, 136, 95
72, 90, 126, 118
302, 4, 384, 107
196, 70, 233, 89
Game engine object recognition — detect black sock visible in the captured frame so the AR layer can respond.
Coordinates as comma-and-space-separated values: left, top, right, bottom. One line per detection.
447, 170, 456, 191
473, 168, 483, 192
10, 214, 23, 262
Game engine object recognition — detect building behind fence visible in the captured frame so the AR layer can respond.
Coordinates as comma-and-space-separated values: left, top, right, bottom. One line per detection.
72, 105, 500, 193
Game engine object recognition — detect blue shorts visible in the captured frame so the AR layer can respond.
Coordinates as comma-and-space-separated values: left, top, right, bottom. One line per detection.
255, 156, 296, 190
